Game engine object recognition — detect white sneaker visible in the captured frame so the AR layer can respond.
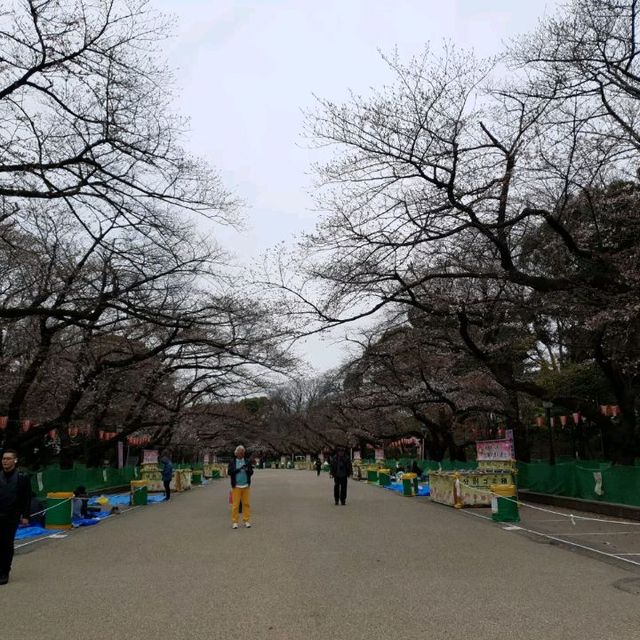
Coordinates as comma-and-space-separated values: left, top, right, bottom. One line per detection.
244, 522, 251, 528
232, 523, 238, 529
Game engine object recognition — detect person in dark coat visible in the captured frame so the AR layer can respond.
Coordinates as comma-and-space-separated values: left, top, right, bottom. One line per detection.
159, 453, 173, 501
315, 458, 322, 476
0, 449, 31, 585
330, 448, 352, 506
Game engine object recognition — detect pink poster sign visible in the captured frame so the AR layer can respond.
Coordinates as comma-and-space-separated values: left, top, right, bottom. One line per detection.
143, 449, 158, 464
476, 439, 514, 461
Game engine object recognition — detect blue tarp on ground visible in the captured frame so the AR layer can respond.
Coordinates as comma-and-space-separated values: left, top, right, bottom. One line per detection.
16, 493, 167, 540
15, 525, 61, 540
88, 493, 165, 507
385, 482, 430, 497
73, 511, 112, 527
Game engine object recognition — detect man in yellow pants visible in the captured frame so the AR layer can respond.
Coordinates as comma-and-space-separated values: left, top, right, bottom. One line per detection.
228, 446, 253, 529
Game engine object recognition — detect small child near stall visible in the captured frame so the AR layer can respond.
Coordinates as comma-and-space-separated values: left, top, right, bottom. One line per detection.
72, 486, 101, 519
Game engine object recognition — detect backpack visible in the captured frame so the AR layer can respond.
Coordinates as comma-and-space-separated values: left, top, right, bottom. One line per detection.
335, 456, 348, 478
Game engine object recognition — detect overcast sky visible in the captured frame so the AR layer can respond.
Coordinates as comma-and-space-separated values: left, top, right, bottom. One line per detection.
155, 0, 560, 373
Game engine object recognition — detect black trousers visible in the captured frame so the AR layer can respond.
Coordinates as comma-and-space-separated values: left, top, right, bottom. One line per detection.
316, 469, 321, 476
0, 514, 20, 576
163, 480, 171, 500
333, 477, 348, 504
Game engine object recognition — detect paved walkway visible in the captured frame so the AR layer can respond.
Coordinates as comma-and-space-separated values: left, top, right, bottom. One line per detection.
3, 471, 639, 639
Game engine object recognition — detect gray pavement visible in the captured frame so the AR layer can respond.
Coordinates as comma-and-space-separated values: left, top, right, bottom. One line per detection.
2, 470, 640, 639
466, 498, 640, 570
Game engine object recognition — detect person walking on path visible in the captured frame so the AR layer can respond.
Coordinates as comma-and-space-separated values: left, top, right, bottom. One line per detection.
0, 449, 31, 585
228, 446, 253, 529
330, 447, 352, 506
159, 453, 173, 501
315, 458, 322, 476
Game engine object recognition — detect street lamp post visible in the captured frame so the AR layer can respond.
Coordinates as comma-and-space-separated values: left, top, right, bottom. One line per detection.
543, 401, 556, 465
420, 427, 428, 461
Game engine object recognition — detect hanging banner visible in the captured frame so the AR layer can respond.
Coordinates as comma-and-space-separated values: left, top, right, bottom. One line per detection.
476, 439, 514, 461
375, 448, 384, 461
143, 449, 158, 464
593, 471, 604, 496
203, 453, 210, 465
353, 450, 361, 460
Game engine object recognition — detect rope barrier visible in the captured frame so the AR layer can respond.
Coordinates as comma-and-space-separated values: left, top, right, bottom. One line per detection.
28, 483, 148, 517
458, 481, 640, 527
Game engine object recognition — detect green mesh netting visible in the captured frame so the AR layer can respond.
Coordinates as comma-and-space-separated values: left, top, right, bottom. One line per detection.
30, 464, 139, 496
517, 461, 640, 507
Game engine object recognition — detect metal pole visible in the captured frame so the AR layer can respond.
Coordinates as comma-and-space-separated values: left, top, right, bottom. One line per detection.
543, 401, 555, 465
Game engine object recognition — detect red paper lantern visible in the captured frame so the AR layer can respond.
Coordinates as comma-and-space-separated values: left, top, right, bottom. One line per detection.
572, 412, 581, 425
560, 415, 568, 426
0, 417, 7, 431
612, 405, 621, 417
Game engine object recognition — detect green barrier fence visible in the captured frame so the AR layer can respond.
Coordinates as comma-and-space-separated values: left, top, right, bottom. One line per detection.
517, 461, 640, 507
30, 464, 140, 497
358, 459, 477, 474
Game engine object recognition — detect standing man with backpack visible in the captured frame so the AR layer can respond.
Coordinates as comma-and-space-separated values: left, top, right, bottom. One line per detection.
330, 447, 352, 506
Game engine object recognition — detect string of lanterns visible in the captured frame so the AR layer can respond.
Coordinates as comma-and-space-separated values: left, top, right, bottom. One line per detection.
535, 406, 621, 428
0, 417, 152, 446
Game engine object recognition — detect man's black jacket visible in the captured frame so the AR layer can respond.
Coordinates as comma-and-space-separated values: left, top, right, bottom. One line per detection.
0, 470, 32, 519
